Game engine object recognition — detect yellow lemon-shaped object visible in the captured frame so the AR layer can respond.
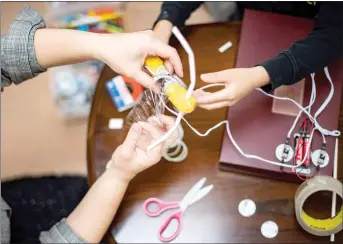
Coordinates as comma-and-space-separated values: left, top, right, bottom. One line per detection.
165, 83, 196, 113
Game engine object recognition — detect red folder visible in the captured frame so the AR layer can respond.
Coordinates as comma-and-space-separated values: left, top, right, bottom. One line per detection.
219, 10, 343, 182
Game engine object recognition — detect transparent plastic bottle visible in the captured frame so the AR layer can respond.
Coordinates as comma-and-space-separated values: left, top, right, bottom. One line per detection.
125, 74, 188, 126
126, 81, 167, 126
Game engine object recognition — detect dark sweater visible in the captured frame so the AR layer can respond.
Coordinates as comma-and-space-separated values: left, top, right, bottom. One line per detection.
154, 1, 343, 92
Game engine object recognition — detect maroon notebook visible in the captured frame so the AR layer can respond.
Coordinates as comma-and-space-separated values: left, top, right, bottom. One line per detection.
219, 10, 343, 182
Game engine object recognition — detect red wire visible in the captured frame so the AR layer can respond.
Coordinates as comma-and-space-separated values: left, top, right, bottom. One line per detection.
295, 118, 316, 181
281, 117, 316, 181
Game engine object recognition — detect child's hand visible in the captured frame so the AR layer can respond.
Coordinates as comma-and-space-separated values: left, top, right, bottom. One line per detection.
93, 30, 183, 91
153, 20, 173, 44
193, 67, 270, 110
106, 116, 179, 181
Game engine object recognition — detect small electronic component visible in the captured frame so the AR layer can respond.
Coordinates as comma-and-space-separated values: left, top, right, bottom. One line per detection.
275, 140, 294, 163
302, 134, 311, 167
311, 143, 330, 168
294, 132, 303, 166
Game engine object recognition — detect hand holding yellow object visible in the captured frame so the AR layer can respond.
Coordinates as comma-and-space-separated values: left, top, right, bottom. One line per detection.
144, 56, 197, 113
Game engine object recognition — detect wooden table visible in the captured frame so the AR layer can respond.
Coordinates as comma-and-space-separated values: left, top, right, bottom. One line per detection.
87, 22, 343, 243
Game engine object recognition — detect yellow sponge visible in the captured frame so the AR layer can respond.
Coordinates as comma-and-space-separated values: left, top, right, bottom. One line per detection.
165, 83, 196, 113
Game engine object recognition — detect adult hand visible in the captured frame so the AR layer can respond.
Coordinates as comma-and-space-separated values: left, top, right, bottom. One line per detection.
93, 30, 183, 91
106, 115, 179, 181
193, 66, 270, 110
137, 115, 180, 151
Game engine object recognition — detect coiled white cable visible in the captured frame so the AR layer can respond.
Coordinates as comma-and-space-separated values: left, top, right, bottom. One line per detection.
162, 125, 188, 162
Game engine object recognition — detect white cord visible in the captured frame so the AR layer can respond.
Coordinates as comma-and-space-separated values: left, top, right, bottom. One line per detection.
162, 124, 189, 162
147, 113, 183, 150
258, 71, 340, 137
147, 25, 339, 171
287, 73, 316, 138
330, 138, 338, 242
160, 96, 316, 169
172, 26, 196, 99
147, 26, 195, 150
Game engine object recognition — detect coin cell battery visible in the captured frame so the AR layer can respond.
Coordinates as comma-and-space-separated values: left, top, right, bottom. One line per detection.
238, 199, 256, 217
261, 221, 279, 239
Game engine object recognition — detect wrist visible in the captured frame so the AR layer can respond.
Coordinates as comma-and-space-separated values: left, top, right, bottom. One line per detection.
251, 66, 270, 88
153, 20, 173, 43
86, 32, 107, 61
105, 160, 136, 183
103, 166, 133, 185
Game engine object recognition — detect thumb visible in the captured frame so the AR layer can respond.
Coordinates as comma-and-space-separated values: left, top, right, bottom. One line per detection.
133, 71, 160, 93
121, 123, 142, 154
200, 70, 229, 83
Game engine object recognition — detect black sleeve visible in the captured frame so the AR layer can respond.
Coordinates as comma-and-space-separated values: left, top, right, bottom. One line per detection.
153, 1, 204, 28
258, 2, 343, 92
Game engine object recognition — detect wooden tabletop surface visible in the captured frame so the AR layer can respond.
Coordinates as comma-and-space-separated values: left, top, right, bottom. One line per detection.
87, 22, 343, 243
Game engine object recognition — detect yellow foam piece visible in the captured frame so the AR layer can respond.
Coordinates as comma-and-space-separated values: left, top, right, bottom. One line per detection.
165, 83, 196, 113
145, 57, 165, 74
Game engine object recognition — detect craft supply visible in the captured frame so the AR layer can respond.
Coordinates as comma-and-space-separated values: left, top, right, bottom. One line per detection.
261, 221, 279, 239
108, 118, 124, 129
217, 10, 343, 180
144, 25, 338, 173
162, 125, 188, 163
143, 177, 213, 242
218, 41, 232, 53
294, 175, 343, 236
330, 138, 339, 242
106, 75, 143, 112
238, 199, 256, 217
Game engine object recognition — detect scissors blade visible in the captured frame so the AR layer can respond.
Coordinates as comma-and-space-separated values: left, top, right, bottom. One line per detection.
180, 177, 206, 208
187, 184, 213, 207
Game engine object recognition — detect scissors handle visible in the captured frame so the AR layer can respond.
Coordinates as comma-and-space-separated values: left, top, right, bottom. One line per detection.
159, 210, 184, 242
143, 198, 179, 217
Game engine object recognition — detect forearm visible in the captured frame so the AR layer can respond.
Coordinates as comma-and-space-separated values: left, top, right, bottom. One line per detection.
258, 2, 343, 92
34, 29, 99, 69
66, 169, 129, 243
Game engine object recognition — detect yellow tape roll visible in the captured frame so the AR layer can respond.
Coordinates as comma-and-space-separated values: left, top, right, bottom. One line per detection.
295, 175, 343, 236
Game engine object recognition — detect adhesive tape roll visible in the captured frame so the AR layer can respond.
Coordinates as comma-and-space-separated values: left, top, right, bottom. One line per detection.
295, 175, 342, 236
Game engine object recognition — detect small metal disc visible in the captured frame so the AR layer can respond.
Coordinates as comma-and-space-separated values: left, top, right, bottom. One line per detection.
261, 221, 279, 239
238, 199, 256, 217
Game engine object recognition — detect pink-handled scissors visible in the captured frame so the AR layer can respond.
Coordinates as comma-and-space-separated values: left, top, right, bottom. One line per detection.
143, 177, 213, 242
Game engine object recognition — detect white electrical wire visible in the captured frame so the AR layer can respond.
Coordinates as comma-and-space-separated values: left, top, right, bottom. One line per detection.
330, 138, 338, 242
171, 26, 196, 99
258, 71, 340, 137
162, 124, 189, 162
159, 96, 316, 169
147, 25, 339, 171
146, 26, 195, 150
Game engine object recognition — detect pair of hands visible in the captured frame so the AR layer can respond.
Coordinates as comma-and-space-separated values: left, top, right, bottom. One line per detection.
98, 25, 271, 181
106, 115, 179, 182
153, 20, 271, 109
92, 30, 183, 91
